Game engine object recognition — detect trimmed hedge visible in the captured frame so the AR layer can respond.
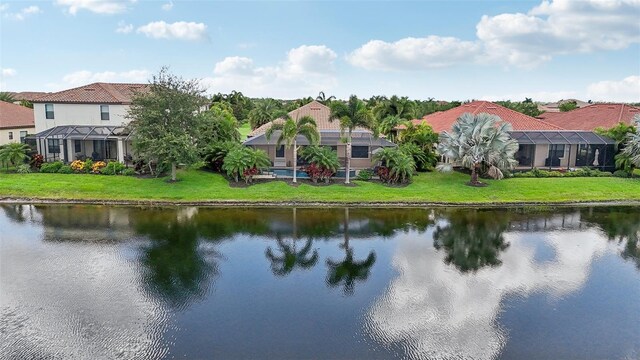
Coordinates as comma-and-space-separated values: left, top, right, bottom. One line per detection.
513, 168, 612, 178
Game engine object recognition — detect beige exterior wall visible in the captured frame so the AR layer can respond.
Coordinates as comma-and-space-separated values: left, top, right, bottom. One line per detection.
251, 144, 378, 169
526, 144, 578, 168
34, 103, 129, 132
0, 127, 35, 146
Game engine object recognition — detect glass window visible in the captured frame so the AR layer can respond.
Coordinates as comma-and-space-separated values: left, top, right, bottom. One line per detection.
19, 131, 27, 142
351, 146, 369, 158
548, 144, 565, 159
47, 139, 60, 153
275, 145, 285, 158
45, 104, 54, 119
8, 132, 13, 140
74, 140, 82, 153
100, 105, 110, 120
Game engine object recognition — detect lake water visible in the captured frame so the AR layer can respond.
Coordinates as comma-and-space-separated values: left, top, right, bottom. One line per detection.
1, 205, 639, 359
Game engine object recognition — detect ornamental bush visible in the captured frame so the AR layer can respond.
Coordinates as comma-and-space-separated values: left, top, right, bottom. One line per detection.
92, 161, 107, 174
16, 164, 31, 174
100, 161, 127, 175
70, 160, 85, 173
40, 161, 64, 173
57, 165, 73, 174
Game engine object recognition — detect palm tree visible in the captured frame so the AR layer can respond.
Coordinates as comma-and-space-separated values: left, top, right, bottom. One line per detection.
265, 236, 319, 276
316, 91, 336, 105
436, 113, 518, 186
0, 92, 16, 103
621, 115, 640, 168
247, 98, 283, 130
266, 114, 320, 183
329, 95, 375, 184
0, 142, 31, 168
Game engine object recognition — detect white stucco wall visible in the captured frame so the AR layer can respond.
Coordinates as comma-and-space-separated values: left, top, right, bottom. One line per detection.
33, 103, 130, 132
0, 127, 35, 146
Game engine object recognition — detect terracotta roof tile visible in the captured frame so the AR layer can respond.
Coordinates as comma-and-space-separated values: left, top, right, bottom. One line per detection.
9, 92, 50, 101
33, 82, 149, 104
0, 101, 35, 129
248, 100, 369, 137
537, 103, 640, 130
410, 101, 563, 132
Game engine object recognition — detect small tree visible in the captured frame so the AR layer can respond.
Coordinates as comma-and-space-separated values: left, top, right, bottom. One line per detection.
398, 121, 439, 171
301, 146, 340, 183
436, 113, 518, 186
266, 114, 320, 183
222, 147, 271, 183
559, 100, 578, 112
247, 98, 283, 130
373, 147, 416, 184
0, 143, 31, 169
128, 68, 207, 181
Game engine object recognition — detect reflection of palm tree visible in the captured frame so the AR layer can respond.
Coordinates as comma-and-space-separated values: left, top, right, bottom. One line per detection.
265, 236, 319, 276
326, 208, 377, 296
433, 210, 510, 272
326, 248, 376, 296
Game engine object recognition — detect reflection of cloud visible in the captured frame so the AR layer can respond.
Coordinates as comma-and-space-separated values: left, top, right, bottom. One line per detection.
367, 225, 609, 359
0, 216, 168, 359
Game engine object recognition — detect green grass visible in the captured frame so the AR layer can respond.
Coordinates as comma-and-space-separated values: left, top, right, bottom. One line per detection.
1, 169, 639, 204
238, 123, 252, 138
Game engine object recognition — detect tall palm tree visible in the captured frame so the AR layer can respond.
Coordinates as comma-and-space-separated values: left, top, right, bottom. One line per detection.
266, 114, 320, 183
0, 142, 31, 168
436, 113, 518, 186
316, 91, 336, 105
329, 95, 375, 184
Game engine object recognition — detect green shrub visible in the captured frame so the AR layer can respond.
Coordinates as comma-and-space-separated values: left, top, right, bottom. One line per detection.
83, 159, 93, 173
515, 167, 613, 178
122, 168, 135, 176
40, 161, 64, 173
613, 170, 630, 178
16, 164, 31, 174
100, 161, 127, 175
357, 169, 373, 181
57, 165, 73, 174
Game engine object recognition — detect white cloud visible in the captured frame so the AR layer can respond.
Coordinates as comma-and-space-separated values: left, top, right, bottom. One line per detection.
587, 75, 640, 102
476, 0, 640, 67
115, 20, 133, 34
61, 69, 150, 86
55, 0, 135, 15
350, 0, 640, 70
1, 5, 42, 20
136, 21, 208, 41
1, 68, 17, 77
203, 44, 338, 98
348, 36, 481, 71
161, 1, 173, 11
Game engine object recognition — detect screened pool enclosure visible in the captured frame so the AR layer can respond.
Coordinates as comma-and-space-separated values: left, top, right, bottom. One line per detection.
34, 125, 132, 163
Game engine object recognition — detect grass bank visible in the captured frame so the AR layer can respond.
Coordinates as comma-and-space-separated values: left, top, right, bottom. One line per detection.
1, 170, 639, 205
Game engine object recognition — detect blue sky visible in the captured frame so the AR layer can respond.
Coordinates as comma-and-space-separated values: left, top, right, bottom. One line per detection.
1, 0, 639, 102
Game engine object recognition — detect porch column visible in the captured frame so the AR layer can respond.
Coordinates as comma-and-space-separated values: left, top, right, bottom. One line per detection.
117, 139, 125, 163
66, 139, 74, 163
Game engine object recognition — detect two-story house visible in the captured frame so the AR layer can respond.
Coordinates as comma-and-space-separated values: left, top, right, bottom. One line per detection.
33, 82, 148, 162
0, 101, 35, 146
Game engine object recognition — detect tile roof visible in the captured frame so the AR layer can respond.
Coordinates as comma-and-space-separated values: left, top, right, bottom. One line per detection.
9, 92, 50, 101
248, 100, 369, 137
537, 103, 640, 130
0, 101, 35, 129
409, 100, 563, 132
32, 82, 149, 104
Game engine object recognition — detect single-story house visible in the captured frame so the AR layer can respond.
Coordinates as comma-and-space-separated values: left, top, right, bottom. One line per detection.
31, 82, 148, 162
537, 103, 640, 130
407, 101, 617, 171
243, 100, 395, 170
0, 101, 35, 146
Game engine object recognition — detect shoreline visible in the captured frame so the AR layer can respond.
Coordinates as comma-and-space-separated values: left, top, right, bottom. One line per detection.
2, 197, 640, 208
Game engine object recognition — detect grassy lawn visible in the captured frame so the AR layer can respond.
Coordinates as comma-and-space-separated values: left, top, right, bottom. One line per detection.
1, 169, 639, 204
238, 123, 252, 138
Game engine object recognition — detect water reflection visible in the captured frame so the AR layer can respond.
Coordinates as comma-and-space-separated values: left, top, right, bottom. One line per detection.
1, 204, 639, 359
131, 208, 222, 310
433, 209, 510, 272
